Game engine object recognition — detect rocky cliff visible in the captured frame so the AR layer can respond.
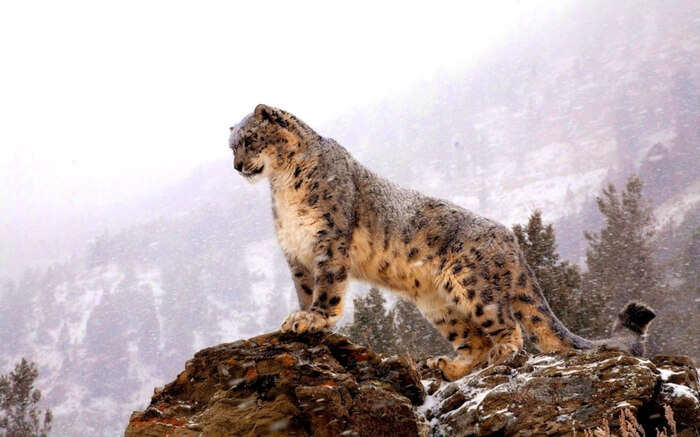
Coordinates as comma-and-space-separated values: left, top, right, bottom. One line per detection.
125, 332, 699, 437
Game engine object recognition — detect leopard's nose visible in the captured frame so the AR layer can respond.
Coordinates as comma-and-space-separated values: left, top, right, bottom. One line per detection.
235, 162, 243, 172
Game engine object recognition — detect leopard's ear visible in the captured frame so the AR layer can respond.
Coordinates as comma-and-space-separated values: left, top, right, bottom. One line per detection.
254, 104, 291, 131
254, 104, 280, 123
254, 103, 271, 119
254, 104, 298, 148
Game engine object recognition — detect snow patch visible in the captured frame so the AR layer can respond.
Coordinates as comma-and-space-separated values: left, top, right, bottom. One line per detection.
663, 383, 700, 406
658, 368, 682, 381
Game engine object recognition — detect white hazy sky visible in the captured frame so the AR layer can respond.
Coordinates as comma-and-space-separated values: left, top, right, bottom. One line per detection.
0, 0, 572, 208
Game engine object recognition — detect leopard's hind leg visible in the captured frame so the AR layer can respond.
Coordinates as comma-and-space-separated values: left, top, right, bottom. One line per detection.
426, 312, 493, 380
427, 251, 525, 379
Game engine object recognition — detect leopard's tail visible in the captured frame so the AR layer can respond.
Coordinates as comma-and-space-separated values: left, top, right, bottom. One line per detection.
512, 267, 655, 357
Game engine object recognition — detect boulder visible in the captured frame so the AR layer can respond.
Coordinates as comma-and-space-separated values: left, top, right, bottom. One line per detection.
125, 332, 700, 437
125, 332, 427, 437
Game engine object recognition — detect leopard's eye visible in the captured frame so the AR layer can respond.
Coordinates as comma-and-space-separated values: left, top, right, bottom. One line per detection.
244, 136, 253, 148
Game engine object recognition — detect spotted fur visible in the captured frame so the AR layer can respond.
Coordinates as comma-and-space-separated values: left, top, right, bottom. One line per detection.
229, 104, 655, 380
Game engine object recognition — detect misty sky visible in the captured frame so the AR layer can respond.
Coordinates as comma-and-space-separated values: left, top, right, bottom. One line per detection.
0, 0, 573, 209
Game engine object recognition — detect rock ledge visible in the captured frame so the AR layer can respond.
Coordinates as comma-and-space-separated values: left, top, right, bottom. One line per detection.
125, 332, 700, 437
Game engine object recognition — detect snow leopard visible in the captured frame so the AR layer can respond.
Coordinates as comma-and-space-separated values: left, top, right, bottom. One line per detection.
228, 104, 655, 380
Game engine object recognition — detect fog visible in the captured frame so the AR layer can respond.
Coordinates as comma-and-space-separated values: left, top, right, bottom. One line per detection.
1, 1, 698, 435
0, 0, 570, 277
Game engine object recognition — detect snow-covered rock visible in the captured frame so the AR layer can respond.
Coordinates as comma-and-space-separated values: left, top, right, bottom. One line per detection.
124, 332, 700, 437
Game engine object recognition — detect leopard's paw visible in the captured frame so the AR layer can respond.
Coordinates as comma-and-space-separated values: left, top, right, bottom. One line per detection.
426, 356, 450, 372
427, 355, 476, 381
280, 311, 329, 334
487, 343, 520, 366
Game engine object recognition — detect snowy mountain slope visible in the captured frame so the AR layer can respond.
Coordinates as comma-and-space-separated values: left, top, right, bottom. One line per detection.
319, 0, 700, 259
655, 179, 700, 231
4, 260, 298, 434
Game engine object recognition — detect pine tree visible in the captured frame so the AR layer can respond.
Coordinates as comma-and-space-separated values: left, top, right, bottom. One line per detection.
653, 226, 700, 360
392, 298, 452, 361
582, 175, 660, 337
0, 359, 52, 437
679, 226, 700, 289
340, 288, 398, 355
675, 226, 700, 357
512, 211, 585, 333
0, 280, 31, 354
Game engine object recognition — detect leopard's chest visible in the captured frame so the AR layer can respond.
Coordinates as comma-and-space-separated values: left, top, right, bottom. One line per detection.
273, 192, 320, 267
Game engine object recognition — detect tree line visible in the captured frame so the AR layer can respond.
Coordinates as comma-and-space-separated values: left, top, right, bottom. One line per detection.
2, 174, 697, 434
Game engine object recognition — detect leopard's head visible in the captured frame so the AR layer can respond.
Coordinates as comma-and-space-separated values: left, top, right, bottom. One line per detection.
229, 104, 307, 183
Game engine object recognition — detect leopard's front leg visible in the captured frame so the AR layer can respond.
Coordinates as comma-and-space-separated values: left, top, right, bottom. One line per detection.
287, 257, 314, 310
281, 232, 350, 334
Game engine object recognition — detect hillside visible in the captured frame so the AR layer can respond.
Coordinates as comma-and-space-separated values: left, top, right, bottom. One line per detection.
1, 1, 699, 434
